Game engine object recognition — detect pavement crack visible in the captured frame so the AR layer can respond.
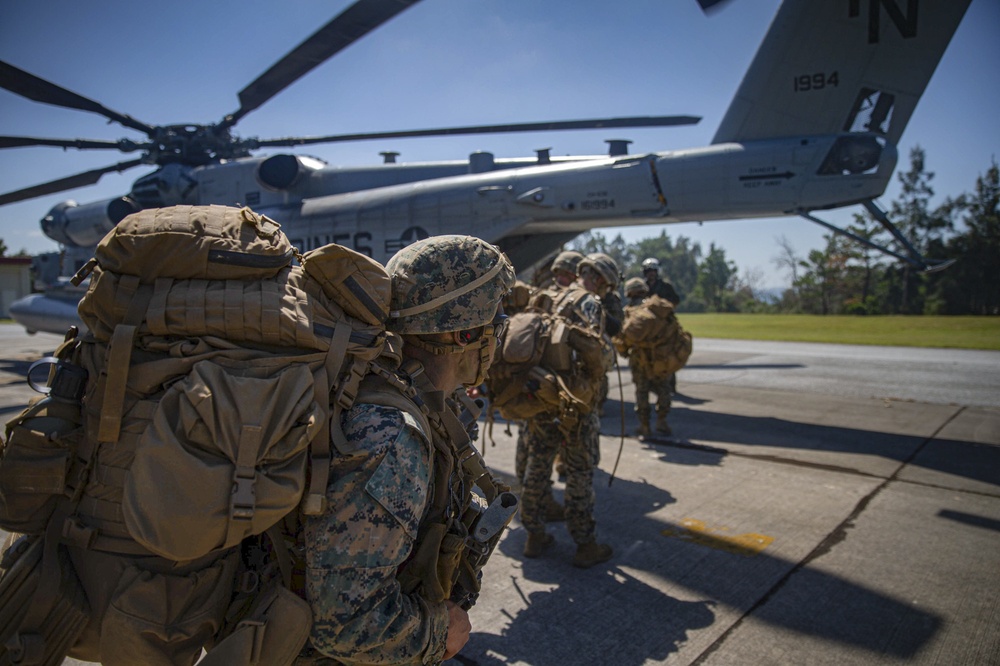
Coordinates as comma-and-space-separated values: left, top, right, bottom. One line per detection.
690, 406, 969, 664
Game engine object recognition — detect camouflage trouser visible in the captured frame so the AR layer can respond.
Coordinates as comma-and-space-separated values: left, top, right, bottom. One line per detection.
633, 365, 673, 424
515, 424, 528, 482
520, 411, 600, 544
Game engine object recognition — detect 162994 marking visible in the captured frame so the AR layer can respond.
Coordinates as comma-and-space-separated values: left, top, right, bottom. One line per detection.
581, 198, 616, 211
793, 71, 839, 92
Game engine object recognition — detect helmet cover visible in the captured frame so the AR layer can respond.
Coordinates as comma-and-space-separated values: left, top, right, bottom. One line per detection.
387, 235, 515, 334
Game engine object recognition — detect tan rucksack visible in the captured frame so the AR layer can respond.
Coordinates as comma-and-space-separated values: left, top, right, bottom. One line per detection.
0, 205, 389, 665
486, 285, 608, 435
616, 295, 693, 379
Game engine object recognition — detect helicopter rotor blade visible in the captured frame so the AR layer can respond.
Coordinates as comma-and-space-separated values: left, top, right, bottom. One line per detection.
0, 158, 145, 207
0, 60, 156, 136
253, 115, 702, 148
223, 0, 423, 129
0, 135, 148, 151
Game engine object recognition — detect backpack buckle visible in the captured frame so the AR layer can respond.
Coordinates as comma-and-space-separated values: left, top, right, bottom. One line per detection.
232, 468, 257, 520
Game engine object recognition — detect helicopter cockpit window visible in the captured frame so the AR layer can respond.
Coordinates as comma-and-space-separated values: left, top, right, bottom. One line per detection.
817, 135, 886, 176
817, 87, 896, 176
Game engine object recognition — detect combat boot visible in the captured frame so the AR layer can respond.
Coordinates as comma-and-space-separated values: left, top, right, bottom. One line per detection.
572, 541, 613, 568
655, 411, 672, 436
636, 410, 650, 438
523, 531, 554, 558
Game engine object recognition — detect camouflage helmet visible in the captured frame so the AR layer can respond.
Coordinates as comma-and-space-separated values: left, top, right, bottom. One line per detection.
387, 234, 515, 335
550, 250, 585, 277
579, 252, 620, 288
624, 276, 649, 297
641, 257, 660, 271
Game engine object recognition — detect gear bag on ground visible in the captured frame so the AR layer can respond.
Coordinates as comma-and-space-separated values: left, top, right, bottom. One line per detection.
0, 205, 389, 666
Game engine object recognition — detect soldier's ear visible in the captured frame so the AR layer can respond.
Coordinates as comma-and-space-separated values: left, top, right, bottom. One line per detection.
454, 330, 472, 347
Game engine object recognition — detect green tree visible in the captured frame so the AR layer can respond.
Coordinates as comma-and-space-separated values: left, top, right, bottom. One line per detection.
629, 231, 701, 304
842, 211, 887, 313
885, 147, 952, 313
694, 243, 737, 311
570, 231, 631, 269
794, 234, 858, 314
934, 159, 1000, 314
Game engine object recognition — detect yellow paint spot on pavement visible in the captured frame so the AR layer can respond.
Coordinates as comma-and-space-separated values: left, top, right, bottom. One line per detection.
661, 518, 774, 557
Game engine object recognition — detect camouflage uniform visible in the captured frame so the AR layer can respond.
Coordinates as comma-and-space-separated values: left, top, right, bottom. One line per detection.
597, 288, 625, 410
619, 280, 675, 437
520, 408, 602, 543
302, 235, 514, 665
630, 351, 673, 432
305, 402, 446, 665
520, 284, 611, 562
643, 270, 680, 395
602, 289, 625, 338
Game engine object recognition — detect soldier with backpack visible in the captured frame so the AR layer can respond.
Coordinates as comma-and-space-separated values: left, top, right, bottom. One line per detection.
0, 208, 515, 666
301, 234, 515, 665
616, 277, 693, 438
518, 253, 615, 569
511, 250, 585, 521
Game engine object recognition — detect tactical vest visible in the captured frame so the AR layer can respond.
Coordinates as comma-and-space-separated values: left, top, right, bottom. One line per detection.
352, 357, 511, 607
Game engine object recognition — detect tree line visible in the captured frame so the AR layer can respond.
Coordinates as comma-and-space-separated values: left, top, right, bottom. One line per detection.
570, 148, 1000, 316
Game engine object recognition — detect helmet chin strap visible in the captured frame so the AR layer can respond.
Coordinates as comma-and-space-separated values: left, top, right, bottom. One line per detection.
405, 332, 497, 387
465, 335, 497, 388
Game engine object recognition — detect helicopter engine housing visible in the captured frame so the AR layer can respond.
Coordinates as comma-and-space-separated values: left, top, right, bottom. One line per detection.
41, 199, 123, 248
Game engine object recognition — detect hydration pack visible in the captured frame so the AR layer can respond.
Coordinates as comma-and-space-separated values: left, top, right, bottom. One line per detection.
0, 205, 388, 666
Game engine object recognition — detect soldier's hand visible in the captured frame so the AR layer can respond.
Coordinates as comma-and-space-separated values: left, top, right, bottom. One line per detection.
443, 600, 471, 659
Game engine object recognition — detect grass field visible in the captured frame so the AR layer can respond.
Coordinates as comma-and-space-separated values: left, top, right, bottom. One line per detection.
3, 314, 997, 350
678, 314, 1000, 351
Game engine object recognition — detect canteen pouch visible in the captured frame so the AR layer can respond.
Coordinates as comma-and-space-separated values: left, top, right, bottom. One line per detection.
500, 312, 547, 366
122, 357, 324, 561
0, 400, 82, 535
199, 579, 312, 666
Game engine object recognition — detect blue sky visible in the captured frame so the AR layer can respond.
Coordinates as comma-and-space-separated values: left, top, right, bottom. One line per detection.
1, 0, 997, 287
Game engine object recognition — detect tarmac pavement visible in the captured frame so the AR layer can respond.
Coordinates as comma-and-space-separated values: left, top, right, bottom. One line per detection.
0, 325, 996, 665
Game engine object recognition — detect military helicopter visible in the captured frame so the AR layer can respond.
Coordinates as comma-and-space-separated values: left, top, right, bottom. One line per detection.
0, 0, 972, 334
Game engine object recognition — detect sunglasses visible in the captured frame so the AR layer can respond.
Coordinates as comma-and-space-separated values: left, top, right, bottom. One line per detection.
463, 310, 509, 344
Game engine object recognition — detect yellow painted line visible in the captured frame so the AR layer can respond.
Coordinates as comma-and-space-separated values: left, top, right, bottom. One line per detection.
661, 518, 774, 557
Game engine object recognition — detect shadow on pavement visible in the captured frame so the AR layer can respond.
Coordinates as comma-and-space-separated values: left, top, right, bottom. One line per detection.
471, 424, 948, 664
455, 569, 716, 665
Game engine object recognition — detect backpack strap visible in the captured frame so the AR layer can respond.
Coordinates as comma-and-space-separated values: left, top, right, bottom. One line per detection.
355, 361, 434, 443
97, 324, 138, 444
301, 320, 369, 516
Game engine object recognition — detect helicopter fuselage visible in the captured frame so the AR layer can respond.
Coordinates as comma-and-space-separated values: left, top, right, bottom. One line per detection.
39, 131, 895, 276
